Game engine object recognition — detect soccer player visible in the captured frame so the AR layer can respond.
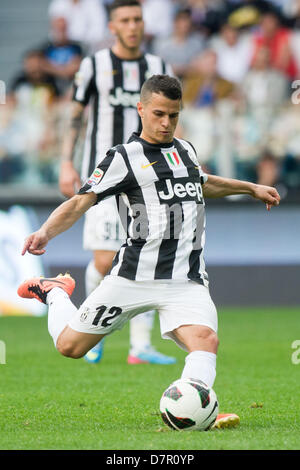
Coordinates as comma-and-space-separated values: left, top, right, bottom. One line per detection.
18, 74, 280, 429
59, 0, 176, 365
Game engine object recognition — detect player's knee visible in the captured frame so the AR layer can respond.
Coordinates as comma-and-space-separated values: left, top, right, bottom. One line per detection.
207, 331, 219, 351
193, 326, 219, 352
56, 339, 84, 359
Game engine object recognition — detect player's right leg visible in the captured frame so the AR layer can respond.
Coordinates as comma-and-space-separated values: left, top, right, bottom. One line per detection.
56, 326, 105, 359
17, 274, 105, 357
18, 274, 161, 361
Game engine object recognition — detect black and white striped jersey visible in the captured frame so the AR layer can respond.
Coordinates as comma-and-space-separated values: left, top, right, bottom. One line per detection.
79, 132, 209, 285
73, 48, 173, 180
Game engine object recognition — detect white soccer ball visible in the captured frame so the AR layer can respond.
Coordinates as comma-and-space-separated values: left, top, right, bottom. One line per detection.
160, 378, 219, 431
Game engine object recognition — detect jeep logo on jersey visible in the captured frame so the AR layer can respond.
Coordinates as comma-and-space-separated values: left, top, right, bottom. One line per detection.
109, 87, 140, 108
156, 178, 203, 204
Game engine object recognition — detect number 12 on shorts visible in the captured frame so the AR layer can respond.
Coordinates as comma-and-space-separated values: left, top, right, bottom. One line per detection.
92, 305, 123, 327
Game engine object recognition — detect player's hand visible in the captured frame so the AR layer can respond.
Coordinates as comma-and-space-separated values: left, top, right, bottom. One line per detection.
22, 230, 49, 256
252, 184, 280, 210
59, 161, 81, 198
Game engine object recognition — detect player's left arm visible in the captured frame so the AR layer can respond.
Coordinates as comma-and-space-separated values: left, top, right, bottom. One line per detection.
21, 193, 97, 256
202, 174, 280, 210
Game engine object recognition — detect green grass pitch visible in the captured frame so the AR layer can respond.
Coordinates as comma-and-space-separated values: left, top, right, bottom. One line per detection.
0, 307, 299, 450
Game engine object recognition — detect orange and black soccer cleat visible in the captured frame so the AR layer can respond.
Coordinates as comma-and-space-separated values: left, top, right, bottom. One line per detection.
212, 413, 240, 429
17, 273, 75, 304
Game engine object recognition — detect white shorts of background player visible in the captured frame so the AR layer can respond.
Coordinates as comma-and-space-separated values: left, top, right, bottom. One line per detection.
83, 197, 125, 252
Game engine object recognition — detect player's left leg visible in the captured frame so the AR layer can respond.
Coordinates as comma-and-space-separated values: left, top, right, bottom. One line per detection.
173, 324, 219, 387
172, 324, 240, 429
159, 281, 239, 430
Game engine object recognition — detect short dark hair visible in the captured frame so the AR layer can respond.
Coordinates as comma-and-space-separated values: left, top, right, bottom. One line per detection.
108, 0, 141, 19
140, 75, 182, 103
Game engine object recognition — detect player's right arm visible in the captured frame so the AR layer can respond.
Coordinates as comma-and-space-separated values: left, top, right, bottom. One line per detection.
23, 144, 133, 256
22, 193, 97, 256
59, 101, 85, 198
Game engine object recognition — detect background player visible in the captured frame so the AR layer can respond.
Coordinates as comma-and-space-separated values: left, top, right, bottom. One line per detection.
18, 74, 280, 429
59, 0, 176, 365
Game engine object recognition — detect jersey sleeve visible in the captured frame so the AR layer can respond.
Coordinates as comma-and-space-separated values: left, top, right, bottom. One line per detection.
78, 148, 132, 203
189, 141, 208, 185
198, 167, 208, 185
180, 138, 208, 185
72, 56, 96, 105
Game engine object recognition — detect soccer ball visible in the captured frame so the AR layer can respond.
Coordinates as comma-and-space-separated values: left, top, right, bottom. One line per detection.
160, 378, 219, 431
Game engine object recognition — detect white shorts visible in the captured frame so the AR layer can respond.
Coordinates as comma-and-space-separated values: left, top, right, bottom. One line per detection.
83, 198, 125, 252
68, 275, 218, 351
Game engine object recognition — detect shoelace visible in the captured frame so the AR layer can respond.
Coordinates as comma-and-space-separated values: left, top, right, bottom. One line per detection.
28, 284, 47, 303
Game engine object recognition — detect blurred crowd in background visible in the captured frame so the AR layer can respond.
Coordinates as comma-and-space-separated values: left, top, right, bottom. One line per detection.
1, 0, 300, 196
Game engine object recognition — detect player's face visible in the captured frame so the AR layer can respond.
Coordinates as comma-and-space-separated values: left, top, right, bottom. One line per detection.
109, 6, 144, 51
138, 93, 181, 145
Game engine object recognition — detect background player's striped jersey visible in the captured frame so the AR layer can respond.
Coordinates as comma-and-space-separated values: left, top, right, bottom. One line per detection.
73, 48, 173, 180
79, 133, 209, 285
